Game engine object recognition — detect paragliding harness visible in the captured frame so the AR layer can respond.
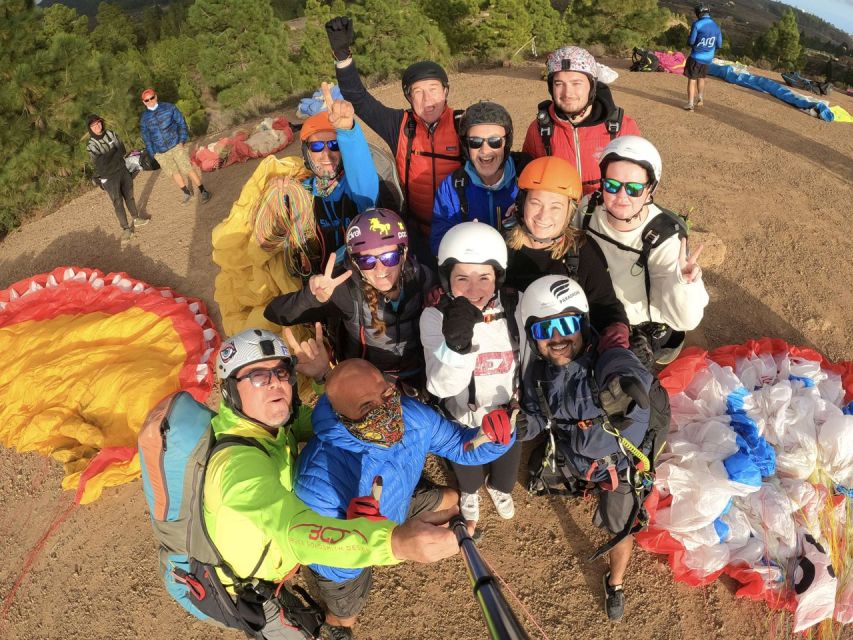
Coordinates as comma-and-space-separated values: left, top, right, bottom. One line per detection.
448, 152, 531, 230
630, 48, 663, 73
138, 392, 324, 639
526, 362, 670, 562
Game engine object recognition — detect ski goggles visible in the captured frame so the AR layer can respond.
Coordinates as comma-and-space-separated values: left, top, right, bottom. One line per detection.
306, 139, 340, 152
529, 315, 583, 341
466, 136, 505, 150
352, 248, 404, 271
602, 178, 648, 198
235, 364, 293, 388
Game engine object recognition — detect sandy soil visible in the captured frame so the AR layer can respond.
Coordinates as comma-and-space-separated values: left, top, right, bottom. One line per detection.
1, 59, 851, 640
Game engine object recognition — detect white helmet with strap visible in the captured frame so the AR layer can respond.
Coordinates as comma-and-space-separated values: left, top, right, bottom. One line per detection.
437, 221, 508, 291
520, 275, 589, 330
599, 135, 663, 193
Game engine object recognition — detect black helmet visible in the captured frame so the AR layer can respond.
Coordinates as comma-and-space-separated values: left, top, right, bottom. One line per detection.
459, 101, 513, 164
695, 3, 711, 18
401, 61, 449, 97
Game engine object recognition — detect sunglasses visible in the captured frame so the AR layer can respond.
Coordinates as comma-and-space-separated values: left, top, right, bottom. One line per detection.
307, 139, 340, 152
235, 365, 292, 388
529, 315, 583, 341
142, 96, 156, 103
602, 178, 648, 197
352, 248, 404, 270
466, 136, 505, 150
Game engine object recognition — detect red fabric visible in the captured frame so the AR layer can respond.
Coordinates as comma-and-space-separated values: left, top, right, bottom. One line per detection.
190, 116, 295, 172
522, 104, 642, 196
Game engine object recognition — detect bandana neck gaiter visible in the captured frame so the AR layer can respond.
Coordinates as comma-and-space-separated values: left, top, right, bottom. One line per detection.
340, 391, 404, 447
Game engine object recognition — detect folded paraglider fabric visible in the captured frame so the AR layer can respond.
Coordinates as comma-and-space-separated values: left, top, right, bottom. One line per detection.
0, 267, 219, 504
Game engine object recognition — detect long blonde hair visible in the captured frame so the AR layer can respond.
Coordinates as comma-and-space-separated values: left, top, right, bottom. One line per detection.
507, 199, 585, 260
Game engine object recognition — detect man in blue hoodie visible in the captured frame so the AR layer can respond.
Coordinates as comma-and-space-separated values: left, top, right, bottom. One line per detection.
430, 101, 530, 255
684, 4, 723, 111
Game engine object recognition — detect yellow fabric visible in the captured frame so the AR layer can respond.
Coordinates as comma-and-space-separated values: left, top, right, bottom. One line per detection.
0, 307, 188, 503
830, 105, 853, 123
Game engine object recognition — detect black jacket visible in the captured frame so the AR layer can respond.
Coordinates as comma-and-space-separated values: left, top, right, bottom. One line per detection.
86, 114, 128, 179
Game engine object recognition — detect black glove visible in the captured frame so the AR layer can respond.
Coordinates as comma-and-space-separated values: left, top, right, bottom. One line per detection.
600, 376, 650, 417
325, 16, 354, 61
441, 296, 483, 354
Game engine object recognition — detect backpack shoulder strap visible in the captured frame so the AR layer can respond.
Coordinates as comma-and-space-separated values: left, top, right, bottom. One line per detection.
499, 287, 520, 345
451, 167, 469, 222
210, 434, 270, 458
562, 249, 580, 280
605, 106, 624, 140
452, 109, 465, 135
403, 110, 417, 208
536, 100, 554, 156
634, 208, 688, 308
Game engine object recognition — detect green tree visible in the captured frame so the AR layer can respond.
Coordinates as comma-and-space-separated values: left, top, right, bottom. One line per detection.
139, 4, 164, 46
417, 0, 479, 55
477, 0, 533, 60
291, 0, 344, 92
525, 0, 569, 54
42, 3, 88, 38
754, 8, 802, 69
563, 0, 670, 52
90, 3, 138, 54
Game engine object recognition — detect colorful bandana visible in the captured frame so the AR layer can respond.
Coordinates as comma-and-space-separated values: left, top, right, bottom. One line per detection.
341, 391, 404, 447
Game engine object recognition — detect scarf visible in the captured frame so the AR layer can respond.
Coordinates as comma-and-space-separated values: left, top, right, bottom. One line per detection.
340, 391, 404, 447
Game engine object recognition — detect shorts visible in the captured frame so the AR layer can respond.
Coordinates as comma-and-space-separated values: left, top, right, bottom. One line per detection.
310, 477, 447, 618
592, 481, 637, 535
684, 56, 709, 79
154, 143, 193, 176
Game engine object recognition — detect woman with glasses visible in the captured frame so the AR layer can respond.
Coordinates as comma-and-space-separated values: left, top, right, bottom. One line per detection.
578, 135, 708, 366
265, 208, 434, 390
299, 83, 380, 273
430, 101, 531, 254
504, 156, 631, 352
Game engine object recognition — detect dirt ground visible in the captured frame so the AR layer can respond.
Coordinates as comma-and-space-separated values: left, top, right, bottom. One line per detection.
1, 59, 851, 640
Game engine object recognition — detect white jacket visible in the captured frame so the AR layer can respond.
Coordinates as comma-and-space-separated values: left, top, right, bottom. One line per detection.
420, 295, 520, 428
579, 202, 709, 330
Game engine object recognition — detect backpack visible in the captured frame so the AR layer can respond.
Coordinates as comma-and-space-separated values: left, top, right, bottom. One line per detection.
536, 100, 624, 158
137, 391, 323, 638
630, 48, 662, 73
139, 149, 161, 171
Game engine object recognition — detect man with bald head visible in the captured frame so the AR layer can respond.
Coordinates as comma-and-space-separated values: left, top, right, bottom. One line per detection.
295, 359, 514, 639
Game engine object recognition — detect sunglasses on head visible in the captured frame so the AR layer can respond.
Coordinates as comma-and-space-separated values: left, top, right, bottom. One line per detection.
352, 248, 404, 270
602, 178, 648, 197
529, 315, 583, 341
307, 139, 340, 152
235, 364, 292, 388
142, 96, 156, 103
466, 136, 505, 150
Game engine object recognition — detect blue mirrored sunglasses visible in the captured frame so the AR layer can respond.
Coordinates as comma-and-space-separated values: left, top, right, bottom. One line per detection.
529, 315, 583, 341
307, 139, 340, 152
353, 248, 404, 270
602, 178, 648, 197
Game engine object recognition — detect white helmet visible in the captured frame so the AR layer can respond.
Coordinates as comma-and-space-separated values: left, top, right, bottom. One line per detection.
546, 46, 598, 80
520, 275, 589, 330
599, 135, 663, 192
437, 221, 508, 291
217, 328, 292, 380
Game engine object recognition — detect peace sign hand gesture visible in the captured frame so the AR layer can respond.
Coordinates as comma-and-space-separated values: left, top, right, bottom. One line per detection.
678, 237, 704, 284
284, 322, 332, 383
308, 254, 352, 303
321, 81, 355, 131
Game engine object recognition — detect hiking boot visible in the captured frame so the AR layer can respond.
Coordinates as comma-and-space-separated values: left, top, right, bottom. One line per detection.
132, 214, 150, 227
484, 478, 515, 519
120, 227, 134, 245
199, 189, 212, 204
460, 491, 480, 523
683, 102, 694, 111
655, 330, 686, 365
319, 623, 353, 640
603, 572, 625, 622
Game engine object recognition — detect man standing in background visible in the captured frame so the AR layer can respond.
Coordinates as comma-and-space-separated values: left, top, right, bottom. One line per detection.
684, 4, 723, 111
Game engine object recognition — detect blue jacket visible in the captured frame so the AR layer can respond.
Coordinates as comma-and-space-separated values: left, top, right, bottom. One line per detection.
430, 156, 519, 255
295, 394, 514, 582
689, 16, 723, 64
521, 345, 652, 482
139, 102, 188, 157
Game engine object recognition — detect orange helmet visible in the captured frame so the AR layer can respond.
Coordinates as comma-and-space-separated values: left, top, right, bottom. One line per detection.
300, 112, 336, 141
517, 156, 582, 201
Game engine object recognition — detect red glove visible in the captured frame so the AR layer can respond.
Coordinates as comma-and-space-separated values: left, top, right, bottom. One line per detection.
481, 408, 512, 445
346, 476, 386, 521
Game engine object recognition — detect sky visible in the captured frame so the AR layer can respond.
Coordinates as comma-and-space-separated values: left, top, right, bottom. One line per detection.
776, 0, 853, 34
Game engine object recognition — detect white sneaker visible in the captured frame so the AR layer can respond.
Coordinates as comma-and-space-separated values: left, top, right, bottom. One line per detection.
683, 102, 694, 111
484, 481, 515, 519
460, 492, 480, 522
696, 96, 704, 107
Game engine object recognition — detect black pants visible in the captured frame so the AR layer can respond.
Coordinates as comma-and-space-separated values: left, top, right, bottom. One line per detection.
103, 170, 138, 230
451, 440, 523, 494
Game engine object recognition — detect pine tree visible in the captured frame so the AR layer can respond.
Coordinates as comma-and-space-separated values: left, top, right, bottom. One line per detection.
563, 0, 670, 52
754, 8, 802, 69
524, 0, 568, 55
477, 0, 533, 60
291, 0, 343, 93
416, 0, 479, 55
42, 3, 88, 38
90, 3, 138, 54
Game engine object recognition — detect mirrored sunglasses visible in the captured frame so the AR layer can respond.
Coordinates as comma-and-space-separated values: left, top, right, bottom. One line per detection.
466, 136, 505, 150
353, 248, 404, 271
602, 178, 648, 197
307, 139, 340, 152
235, 365, 292, 388
529, 315, 583, 341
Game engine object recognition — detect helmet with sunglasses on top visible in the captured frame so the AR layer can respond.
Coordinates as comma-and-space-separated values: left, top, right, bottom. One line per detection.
599, 135, 662, 195
217, 329, 297, 420
459, 101, 513, 165
520, 275, 590, 345
436, 221, 508, 293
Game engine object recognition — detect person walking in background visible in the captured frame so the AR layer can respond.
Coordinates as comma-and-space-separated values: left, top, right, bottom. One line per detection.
684, 4, 723, 111
86, 113, 150, 244
139, 88, 212, 205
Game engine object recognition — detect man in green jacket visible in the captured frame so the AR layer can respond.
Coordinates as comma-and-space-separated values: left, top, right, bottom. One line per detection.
204, 326, 461, 639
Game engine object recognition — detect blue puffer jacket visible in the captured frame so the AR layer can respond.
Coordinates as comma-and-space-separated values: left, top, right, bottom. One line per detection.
521, 345, 652, 482
430, 156, 519, 255
295, 394, 514, 582
140, 102, 189, 157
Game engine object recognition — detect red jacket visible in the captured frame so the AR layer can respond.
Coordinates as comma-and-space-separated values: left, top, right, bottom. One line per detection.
522, 96, 640, 197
